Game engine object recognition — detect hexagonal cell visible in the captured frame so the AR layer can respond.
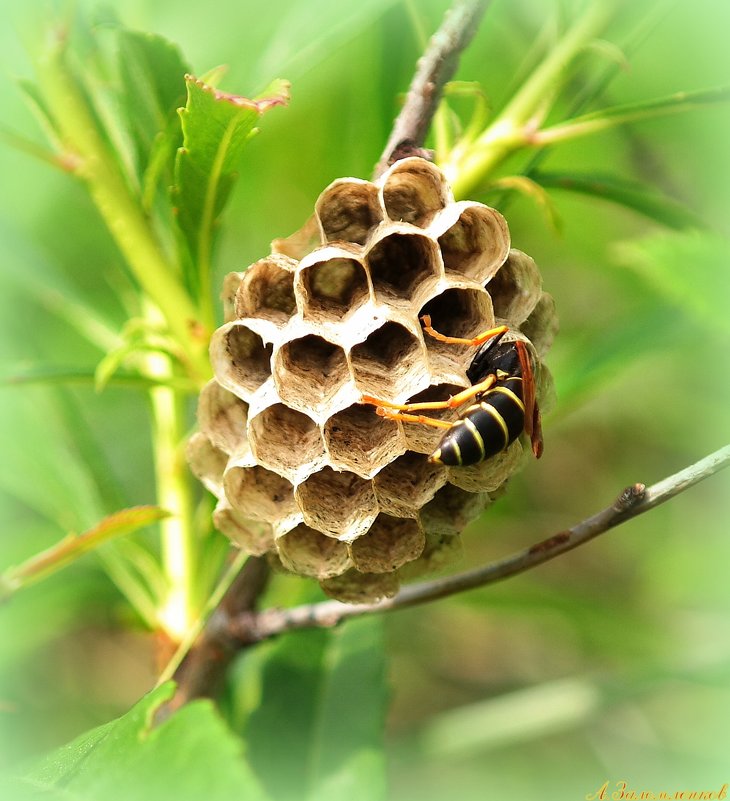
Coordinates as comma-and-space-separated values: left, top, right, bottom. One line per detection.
276, 523, 352, 579
398, 381, 468, 456
295, 467, 379, 541
520, 291, 558, 358
315, 178, 383, 246
324, 403, 405, 477
373, 450, 446, 517
320, 568, 399, 604
419, 285, 494, 374
210, 322, 273, 399
398, 529, 464, 580
366, 230, 441, 305
235, 255, 297, 326
349, 514, 425, 574
224, 463, 297, 522
446, 439, 524, 493
350, 320, 427, 399
380, 157, 451, 227
486, 249, 542, 326
297, 249, 370, 325
249, 403, 325, 483
221, 272, 244, 322
273, 334, 351, 416
186, 432, 228, 498
197, 380, 249, 455
213, 501, 274, 555
436, 202, 510, 284
419, 482, 490, 537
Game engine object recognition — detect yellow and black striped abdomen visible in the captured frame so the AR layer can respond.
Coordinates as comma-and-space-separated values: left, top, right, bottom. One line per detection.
431, 377, 525, 466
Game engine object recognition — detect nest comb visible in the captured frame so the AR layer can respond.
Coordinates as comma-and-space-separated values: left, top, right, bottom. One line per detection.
188, 157, 557, 604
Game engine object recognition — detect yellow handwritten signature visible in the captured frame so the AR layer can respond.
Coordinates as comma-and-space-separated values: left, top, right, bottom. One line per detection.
586, 781, 729, 801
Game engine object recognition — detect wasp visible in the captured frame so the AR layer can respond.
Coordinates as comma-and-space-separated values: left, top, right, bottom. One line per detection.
361, 315, 543, 466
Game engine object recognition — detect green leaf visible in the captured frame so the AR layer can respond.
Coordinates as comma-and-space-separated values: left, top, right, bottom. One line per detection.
1, 506, 170, 599
243, 628, 330, 800
497, 3, 670, 216
243, 619, 388, 801
534, 171, 703, 230
614, 230, 730, 336
536, 85, 730, 145
25, 682, 265, 801
117, 29, 191, 182
0, 364, 190, 391
486, 175, 563, 233
307, 618, 388, 801
172, 76, 289, 302
16, 78, 63, 154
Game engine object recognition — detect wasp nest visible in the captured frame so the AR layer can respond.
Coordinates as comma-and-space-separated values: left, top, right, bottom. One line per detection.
188, 158, 557, 604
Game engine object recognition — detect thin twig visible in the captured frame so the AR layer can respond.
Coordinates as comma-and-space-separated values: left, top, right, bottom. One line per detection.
373, 0, 490, 178
230, 444, 730, 643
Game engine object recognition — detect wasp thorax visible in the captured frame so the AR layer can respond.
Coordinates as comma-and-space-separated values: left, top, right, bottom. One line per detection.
189, 158, 556, 603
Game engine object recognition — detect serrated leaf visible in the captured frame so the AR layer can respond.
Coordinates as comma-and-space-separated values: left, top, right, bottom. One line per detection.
244, 619, 387, 801
534, 171, 703, 230
1, 506, 170, 599
172, 76, 289, 295
117, 29, 191, 181
614, 230, 730, 336
26, 683, 265, 801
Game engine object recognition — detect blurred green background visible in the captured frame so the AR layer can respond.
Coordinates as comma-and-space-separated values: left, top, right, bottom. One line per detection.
0, 1, 729, 799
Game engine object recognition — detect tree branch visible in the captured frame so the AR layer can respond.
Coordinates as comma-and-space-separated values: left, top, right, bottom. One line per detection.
230, 444, 730, 643
373, 0, 491, 178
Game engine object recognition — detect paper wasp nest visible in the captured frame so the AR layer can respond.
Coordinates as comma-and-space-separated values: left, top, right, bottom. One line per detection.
188, 158, 557, 603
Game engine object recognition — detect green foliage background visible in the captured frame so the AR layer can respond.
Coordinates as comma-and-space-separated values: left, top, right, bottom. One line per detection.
0, 1, 728, 799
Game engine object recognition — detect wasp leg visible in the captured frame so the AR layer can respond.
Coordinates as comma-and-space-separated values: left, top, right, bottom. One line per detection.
374, 409, 453, 429
361, 374, 496, 415
421, 314, 509, 347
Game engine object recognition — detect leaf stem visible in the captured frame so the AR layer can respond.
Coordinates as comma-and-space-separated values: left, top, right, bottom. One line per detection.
445, 0, 622, 196
155, 548, 250, 687
146, 343, 198, 642
35, 34, 209, 383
